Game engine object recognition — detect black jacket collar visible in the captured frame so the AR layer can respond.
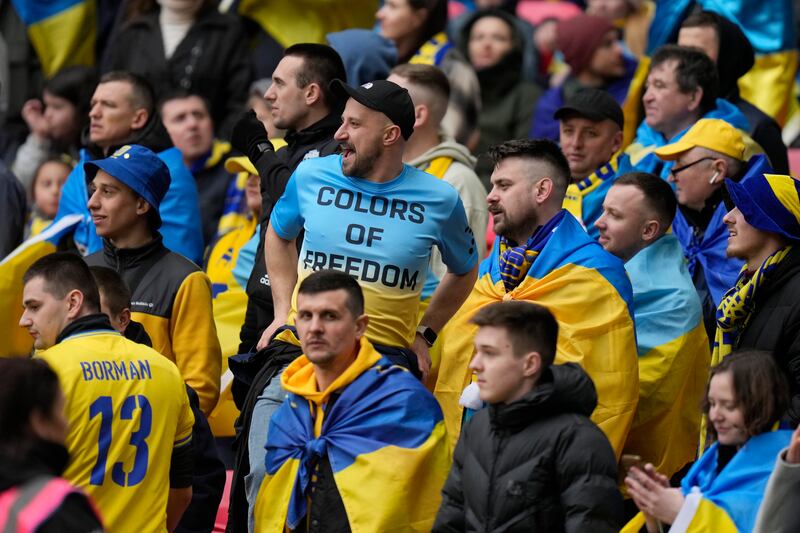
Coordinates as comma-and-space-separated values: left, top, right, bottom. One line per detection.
284, 112, 342, 148
56, 313, 116, 344
101, 235, 168, 271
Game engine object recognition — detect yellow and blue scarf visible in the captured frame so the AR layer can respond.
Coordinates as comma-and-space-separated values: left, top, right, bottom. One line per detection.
712, 246, 792, 367
498, 210, 566, 292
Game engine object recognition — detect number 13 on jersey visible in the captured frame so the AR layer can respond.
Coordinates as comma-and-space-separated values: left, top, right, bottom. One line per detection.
88, 394, 152, 487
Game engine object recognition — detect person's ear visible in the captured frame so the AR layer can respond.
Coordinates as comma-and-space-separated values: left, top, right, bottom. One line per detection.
118, 308, 131, 332
130, 108, 149, 130
535, 177, 554, 205
687, 87, 703, 112
383, 124, 402, 145
611, 129, 623, 154
521, 351, 542, 378
304, 83, 322, 107
413, 104, 427, 129
710, 159, 726, 184
65, 289, 85, 319
354, 313, 369, 339
135, 197, 150, 217
641, 218, 660, 242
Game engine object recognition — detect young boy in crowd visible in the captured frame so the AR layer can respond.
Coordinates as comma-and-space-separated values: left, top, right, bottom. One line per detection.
434, 301, 624, 532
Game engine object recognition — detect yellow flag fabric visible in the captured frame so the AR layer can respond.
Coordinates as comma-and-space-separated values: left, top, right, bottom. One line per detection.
738, 51, 799, 127
0, 214, 83, 356
238, 0, 376, 47
205, 217, 257, 436
12, 0, 96, 77
435, 213, 638, 458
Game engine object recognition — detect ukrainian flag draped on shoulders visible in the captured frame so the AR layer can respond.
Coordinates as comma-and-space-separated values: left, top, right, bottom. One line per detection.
623, 430, 792, 533
563, 152, 634, 239
10, 0, 95, 76
0, 214, 83, 356
254, 336, 450, 533
622, 234, 710, 478
435, 210, 638, 457
625, 99, 753, 180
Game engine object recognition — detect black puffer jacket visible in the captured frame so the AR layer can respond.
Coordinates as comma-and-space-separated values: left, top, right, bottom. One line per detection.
737, 246, 800, 425
433, 363, 623, 533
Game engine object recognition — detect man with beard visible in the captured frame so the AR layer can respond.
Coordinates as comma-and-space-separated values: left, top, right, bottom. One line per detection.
238, 79, 478, 531
435, 139, 638, 458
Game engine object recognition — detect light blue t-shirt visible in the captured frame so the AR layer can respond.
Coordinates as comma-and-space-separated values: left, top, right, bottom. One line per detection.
271, 154, 478, 347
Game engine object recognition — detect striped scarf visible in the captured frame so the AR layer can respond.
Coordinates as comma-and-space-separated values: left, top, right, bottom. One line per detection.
498, 210, 566, 292
712, 246, 793, 366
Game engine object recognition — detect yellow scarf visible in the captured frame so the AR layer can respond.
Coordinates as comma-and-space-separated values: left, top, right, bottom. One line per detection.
712, 246, 792, 367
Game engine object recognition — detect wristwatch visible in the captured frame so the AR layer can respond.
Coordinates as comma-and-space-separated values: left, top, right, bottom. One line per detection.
416, 325, 438, 346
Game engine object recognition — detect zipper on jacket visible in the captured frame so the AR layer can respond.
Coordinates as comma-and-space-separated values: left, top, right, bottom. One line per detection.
484, 431, 505, 532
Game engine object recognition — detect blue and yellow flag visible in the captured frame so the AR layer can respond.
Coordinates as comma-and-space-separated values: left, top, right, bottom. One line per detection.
238, 0, 376, 48
10, 0, 95, 77
435, 211, 638, 458
622, 430, 791, 533
622, 235, 710, 479
254, 337, 450, 532
0, 214, 83, 356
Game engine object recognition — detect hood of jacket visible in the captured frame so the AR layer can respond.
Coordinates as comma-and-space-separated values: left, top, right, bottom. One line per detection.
407, 137, 477, 169
281, 336, 381, 408
326, 29, 398, 86
706, 11, 755, 99
489, 362, 598, 432
458, 9, 524, 96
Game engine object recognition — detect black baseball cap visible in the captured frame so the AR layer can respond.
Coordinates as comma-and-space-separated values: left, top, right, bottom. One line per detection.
554, 88, 624, 130
330, 79, 415, 140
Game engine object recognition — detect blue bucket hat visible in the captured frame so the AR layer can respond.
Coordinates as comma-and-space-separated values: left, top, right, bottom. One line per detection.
725, 154, 800, 243
84, 145, 171, 228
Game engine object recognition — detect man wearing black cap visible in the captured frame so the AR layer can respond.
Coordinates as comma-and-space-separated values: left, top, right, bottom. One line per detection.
242, 78, 478, 528
82, 144, 222, 416
266, 78, 478, 381
557, 88, 634, 239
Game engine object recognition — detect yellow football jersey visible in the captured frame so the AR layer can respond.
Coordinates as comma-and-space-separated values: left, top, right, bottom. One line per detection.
38, 329, 194, 533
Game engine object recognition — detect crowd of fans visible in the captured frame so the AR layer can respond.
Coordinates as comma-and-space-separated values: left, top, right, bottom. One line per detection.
2, 0, 800, 532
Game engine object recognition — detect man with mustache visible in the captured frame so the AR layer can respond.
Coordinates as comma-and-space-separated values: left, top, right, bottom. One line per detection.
435, 139, 638, 458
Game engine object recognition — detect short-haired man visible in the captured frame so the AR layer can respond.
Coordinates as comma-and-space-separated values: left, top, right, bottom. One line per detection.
596, 173, 710, 479
716, 169, 800, 425
653, 118, 763, 336
161, 91, 244, 244
626, 45, 751, 180
92, 262, 227, 533
434, 301, 624, 532
230, 43, 347, 353
556, 88, 634, 238
530, 14, 636, 142
83, 144, 222, 415
54, 71, 203, 262
19, 252, 195, 532
679, 10, 789, 174
436, 139, 638, 458
253, 270, 450, 532
387, 63, 488, 298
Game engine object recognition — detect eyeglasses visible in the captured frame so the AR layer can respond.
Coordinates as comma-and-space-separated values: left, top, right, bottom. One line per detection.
670, 157, 714, 176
